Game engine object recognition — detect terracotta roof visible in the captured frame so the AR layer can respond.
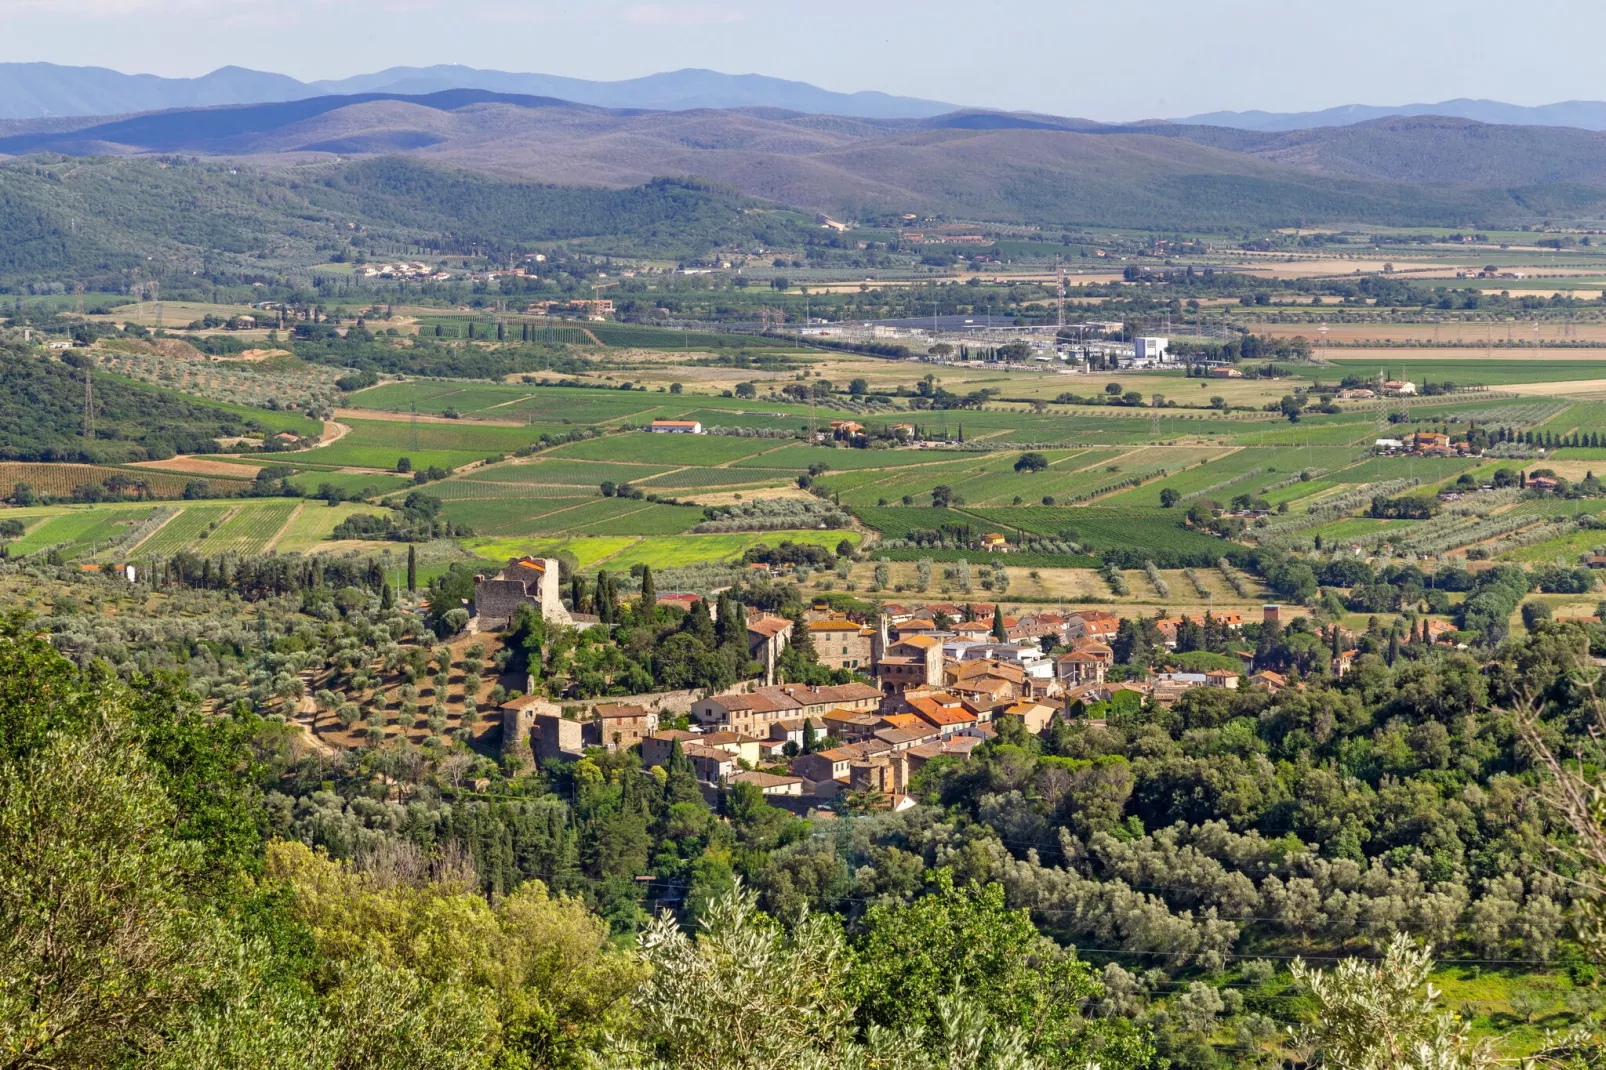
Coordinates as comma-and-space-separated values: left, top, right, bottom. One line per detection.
596, 703, 649, 719
913, 705, 978, 728
684, 745, 737, 763
896, 634, 942, 650
748, 617, 794, 639
729, 770, 804, 788
651, 419, 701, 427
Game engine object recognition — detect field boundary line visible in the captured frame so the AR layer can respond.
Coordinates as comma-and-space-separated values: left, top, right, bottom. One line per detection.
474, 395, 538, 414
480, 498, 603, 536
125, 507, 183, 555
263, 503, 303, 554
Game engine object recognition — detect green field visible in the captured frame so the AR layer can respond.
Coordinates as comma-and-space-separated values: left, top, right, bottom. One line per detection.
134, 504, 231, 557
193, 502, 297, 556
6, 506, 156, 559
1327, 358, 1606, 386
439, 496, 704, 537
482, 459, 677, 485
287, 471, 412, 497
466, 528, 860, 572
545, 433, 778, 466
640, 467, 800, 489
275, 502, 387, 553
310, 418, 552, 470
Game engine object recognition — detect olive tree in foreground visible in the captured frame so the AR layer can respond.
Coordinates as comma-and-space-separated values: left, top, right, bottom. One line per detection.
602, 882, 1102, 1070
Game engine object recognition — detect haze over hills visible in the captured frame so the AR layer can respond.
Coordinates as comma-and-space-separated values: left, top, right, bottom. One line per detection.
0, 62, 959, 121
1174, 98, 1606, 132
6, 90, 1606, 230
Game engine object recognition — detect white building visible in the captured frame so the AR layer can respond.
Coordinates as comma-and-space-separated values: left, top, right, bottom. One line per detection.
962, 641, 1053, 681
1133, 337, 1170, 364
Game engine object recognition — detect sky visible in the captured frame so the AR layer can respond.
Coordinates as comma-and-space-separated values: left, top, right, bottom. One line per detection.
1, 0, 1604, 120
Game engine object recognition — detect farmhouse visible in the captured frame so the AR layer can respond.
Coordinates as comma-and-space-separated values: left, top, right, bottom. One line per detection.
649, 419, 704, 434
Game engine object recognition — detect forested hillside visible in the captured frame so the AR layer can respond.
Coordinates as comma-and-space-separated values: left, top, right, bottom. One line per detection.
0, 156, 815, 280
0, 348, 301, 462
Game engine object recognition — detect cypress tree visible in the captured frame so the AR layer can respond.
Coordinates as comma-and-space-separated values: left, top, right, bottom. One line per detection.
639, 565, 656, 621
406, 544, 417, 592
991, 604, 1007, 641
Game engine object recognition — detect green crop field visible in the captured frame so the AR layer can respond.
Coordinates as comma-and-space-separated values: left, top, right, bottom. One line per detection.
286, 471, 412, 497
1327, 358, 1606, 386
439, 496, 703, 537
6, 506, 155, 559
545, 433, 776, 466
423, 479, 601, 501
640, 467, 799, 489
467, 528, 860, 572
134, 504, 230, 557
731, 445, 965, 471
275, 502, 388, 553
967, 506, 1231, 557
194, 502, 297, 556
480, 459, 677, 485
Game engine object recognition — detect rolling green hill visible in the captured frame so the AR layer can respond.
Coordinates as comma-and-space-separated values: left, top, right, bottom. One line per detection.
0, 348, 313, 463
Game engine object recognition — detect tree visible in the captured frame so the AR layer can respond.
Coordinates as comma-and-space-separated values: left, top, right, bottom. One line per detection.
1290, 933, 1498, 1070
406, 543, 417, 592
846, 872, 1145, 1066
1521, 600, 1552, 630
1280, 394, 1306, 422
1013, 452, 1048, 474
991, 606, 1007, 641
931, 485, 953, 508
639, 565, 657, 623
268, 840, 642, 1068
1105, 382, 1123, 395
848, 378, 868, 396
1160, 488, 1181, 508
605, 882, 1083, 1070
604, 882, 854, 1070
801, 719, 819, 754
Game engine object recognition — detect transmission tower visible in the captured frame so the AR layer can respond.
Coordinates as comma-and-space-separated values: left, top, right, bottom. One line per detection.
1375, 369, 1388, 441
1055, 255, 1066, 330
73, 282, 84, 316
150, 281, 162, 328
83, 362, 94, 441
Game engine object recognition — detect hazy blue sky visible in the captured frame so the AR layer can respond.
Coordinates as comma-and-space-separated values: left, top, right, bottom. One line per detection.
2, 0, 1602, 119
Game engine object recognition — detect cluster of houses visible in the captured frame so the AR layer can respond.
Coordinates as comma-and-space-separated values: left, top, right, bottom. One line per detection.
358, 262, 450, 282
1373, 430, 1474, 456
1336, 379, 1416, 400
497, 596, 1330, 811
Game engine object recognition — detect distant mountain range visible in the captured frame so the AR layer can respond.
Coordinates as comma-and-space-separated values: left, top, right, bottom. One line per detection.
1174, 98, 1606, 132
8, 89, 1606, 229
0, 62, 960, 121
5, 61, 1606, 135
